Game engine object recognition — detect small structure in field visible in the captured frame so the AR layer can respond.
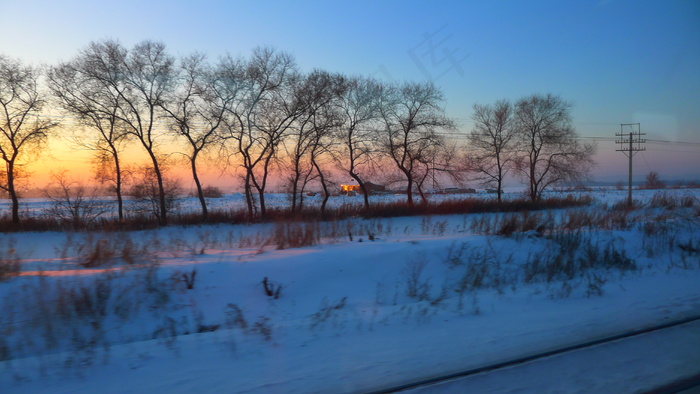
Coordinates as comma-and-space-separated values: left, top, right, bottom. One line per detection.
443, 187, 476, 194
340, 182, 386, 195
340, 184, 361, 194
365, 182, 386, 194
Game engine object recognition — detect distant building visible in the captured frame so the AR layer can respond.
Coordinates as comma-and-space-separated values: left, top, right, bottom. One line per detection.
364, 182, 386, 194
443, 187, 476, 194
340, 182, 386, 195
340, 184, 361, 193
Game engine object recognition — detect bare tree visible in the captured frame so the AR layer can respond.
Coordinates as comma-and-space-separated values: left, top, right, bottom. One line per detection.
513, 94, 596, 201
48, 52, 131, 221
333, 76, 383, 209
284, 70, 343, 213
0, 55, 58, 225
74, 40, 176, 225
414, 139, 462, 202
57, 40, 176, 225
643, 171, 665, 190
308, 75, 345, 217
379, 81, 454, 207
123, 41, 178, 224
466, 100, 516, 203
283, 74, 318, 214
160, 53, 240, 221
225, 47, 301, 219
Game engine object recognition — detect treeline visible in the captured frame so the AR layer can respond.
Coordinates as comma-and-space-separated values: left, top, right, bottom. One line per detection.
0, 40, 595, 227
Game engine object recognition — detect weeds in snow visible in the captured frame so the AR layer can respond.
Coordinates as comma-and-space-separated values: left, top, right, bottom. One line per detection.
261, 277, 283, 299
401, 258, 432, 301
251, 316, 273, 341
224, 303, 248, 330
0, 238, 21, 280
1, 190, 698, 383
309, 297, 348, 330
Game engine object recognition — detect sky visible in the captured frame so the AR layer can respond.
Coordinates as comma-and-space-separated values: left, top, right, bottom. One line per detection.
1, 0, 699, 189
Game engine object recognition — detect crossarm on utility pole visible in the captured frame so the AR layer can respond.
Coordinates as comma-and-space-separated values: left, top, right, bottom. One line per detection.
615, 123, 645, 207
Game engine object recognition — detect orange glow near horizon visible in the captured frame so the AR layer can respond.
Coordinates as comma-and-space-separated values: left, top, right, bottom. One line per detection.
27, 137, 240, 193
19, 127, 700, 197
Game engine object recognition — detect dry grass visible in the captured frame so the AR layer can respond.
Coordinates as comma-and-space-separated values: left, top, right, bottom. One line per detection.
0, 238, 20, 281
0, 195, 594, 233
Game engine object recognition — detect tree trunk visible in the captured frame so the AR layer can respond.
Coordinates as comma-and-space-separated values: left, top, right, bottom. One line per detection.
349, 171, 370, 209
405, 176, 414, 207
257, 187, 267, 218
147, 151, 168, 226
290, 171, 300, 213
529, 159, 538, 201
243, 167, 255, 218
496, 177, 503, 204
417, 184, 427, 207
312, 158, 330, 219
298, 183, 306, 212
496, 155, 503, 204
112, 150, 124, 221
191, 152, 208, 221
257, 149, 276, 219
7, 161, 19, 226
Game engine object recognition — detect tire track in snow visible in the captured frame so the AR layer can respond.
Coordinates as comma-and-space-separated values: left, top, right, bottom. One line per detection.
368, 314, 700, 393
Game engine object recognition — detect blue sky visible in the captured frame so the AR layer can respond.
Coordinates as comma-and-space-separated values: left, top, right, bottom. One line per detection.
1, 0, 698, 182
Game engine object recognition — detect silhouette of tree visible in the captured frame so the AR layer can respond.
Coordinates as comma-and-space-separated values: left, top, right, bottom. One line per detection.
643, 171, 665, 190
514, 94, 596, 201
0, 55, 58, 226
467, 100, 516, 203
379, 81, 454, 207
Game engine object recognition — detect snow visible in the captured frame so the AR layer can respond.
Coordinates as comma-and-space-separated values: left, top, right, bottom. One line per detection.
408, 320, 700, 393
1, 189, 699, 393
6, 187, 698, 218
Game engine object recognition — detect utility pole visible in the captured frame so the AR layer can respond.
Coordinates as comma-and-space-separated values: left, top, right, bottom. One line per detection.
616, 123, 646, 207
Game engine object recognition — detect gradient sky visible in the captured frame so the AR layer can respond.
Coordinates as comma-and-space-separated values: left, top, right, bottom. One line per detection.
1, 0, 699, 188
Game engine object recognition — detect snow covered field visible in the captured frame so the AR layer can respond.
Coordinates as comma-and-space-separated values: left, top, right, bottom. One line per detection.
1, 189, 699, 393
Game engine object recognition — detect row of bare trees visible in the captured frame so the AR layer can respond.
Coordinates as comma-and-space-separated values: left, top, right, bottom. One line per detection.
46, 41, 460, 224
1, 40, 596, 227
467, 95, 596, 202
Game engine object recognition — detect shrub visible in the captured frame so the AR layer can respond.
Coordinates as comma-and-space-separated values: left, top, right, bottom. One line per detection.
680, 195, 697, 208
251, 316, 273, 341
401, 259, 431, 300
194, 186, 224, 199
171, 268, 197, 290
224, 303, 248, 330
271, 221, 320, 250
261, 277, 282, 299
0, 239, 20, 280
127, 166, 182, 223
43, 172, 110, 229
642, 171, 665, 190
649, 192, 677, 209
309, 297, 348, 329
524, 231, 637, 285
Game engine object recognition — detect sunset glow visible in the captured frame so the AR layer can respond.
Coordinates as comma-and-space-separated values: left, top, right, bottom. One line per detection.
1, 3, 699, 392
1, 0, 698, 194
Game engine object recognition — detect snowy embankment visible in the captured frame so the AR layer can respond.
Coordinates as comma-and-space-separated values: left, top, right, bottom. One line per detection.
1, 189, 699, 393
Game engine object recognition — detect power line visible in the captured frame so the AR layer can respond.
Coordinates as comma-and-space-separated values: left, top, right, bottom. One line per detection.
645, 139, 700, 146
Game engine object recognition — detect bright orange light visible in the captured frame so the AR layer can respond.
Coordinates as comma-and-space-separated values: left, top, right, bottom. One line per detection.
340, 184, 360, 192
